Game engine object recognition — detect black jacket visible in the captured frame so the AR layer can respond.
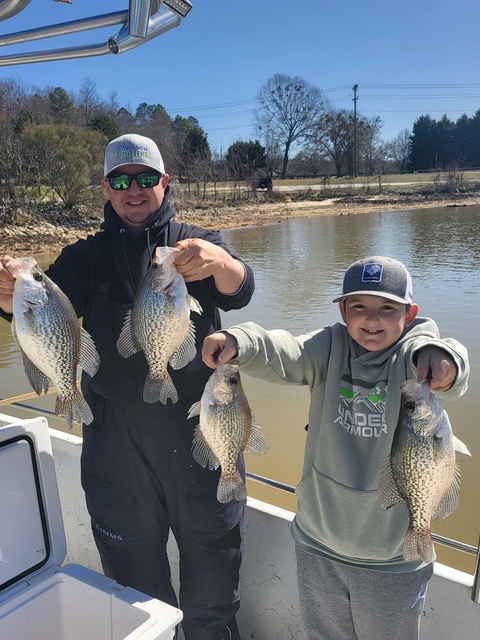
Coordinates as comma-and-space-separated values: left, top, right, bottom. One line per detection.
45, 188, 255, 406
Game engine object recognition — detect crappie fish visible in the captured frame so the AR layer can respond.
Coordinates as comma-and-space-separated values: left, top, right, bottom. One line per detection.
377, 379, 471, 563
7, 257, 100, 430
188, 363, 269, 503
117, 246, 202, 405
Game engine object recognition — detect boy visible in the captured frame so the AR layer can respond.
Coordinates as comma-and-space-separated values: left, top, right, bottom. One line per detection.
201, 256, 469, 640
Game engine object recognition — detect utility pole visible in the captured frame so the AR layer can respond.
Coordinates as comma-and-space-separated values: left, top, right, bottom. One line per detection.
352, 84, 358, 178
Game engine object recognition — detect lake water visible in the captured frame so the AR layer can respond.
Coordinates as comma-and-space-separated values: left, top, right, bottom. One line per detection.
0, 204, 479, 573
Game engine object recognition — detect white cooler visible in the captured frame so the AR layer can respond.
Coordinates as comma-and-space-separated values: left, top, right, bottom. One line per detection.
0, 415, 182, 640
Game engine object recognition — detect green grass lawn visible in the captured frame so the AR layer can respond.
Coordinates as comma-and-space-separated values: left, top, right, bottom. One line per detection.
272, 170, 480, 188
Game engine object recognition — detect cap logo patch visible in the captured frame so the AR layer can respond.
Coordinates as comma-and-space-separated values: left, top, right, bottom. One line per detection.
115, 143, 149, 161
361, 263, 383, 283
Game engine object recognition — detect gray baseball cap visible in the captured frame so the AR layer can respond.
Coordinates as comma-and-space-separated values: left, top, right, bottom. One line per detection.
333, 256, 413, 304
104, 134, 165, 176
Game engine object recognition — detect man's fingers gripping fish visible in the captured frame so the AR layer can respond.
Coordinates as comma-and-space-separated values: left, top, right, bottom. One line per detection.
116, 246, 202, 405
188, 363, 269, 504
7, 257, 100, 430
377, 379, 471, 564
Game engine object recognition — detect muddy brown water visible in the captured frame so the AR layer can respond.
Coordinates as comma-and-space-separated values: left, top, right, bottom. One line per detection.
1, 204, 479, 574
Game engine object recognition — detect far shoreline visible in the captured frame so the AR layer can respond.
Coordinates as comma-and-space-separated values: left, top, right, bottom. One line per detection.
1, 192, 479, 257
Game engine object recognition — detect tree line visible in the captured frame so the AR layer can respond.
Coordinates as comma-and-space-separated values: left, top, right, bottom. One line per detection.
0, 74, 476, 220
409, 112, 480, 171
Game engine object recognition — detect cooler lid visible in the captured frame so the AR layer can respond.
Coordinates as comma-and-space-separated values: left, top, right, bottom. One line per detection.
0, 416, 66, 594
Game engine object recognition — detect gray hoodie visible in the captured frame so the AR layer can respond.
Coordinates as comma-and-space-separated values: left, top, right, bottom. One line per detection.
228, 317, 469, 572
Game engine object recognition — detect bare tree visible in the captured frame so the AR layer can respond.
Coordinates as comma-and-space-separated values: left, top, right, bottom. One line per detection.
311, 108, 354, 177
254, 74, 330, 179
310, 109, 383, 177
289, 149, 330, 178
263, 135, 283, 176
359, 115, 384, 175
372, 141, 393, 175
0, 78, 34, 122
76, 77, 101, 127
390, 128, 411, 173
106, 90, 121, 118
115, 106, 136, 134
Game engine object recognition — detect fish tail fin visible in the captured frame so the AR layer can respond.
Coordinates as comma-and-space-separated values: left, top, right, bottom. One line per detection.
143, 373, 178, 405
403, 527, 434, 563
217, 471, 247, 504
56, 390, 93, 430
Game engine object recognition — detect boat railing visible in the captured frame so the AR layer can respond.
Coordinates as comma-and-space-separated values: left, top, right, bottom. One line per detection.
246, 471, 480, 605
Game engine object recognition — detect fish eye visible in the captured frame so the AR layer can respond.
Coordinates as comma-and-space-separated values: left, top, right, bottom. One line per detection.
405, 401, 416, 412
33, 273, 43, 282
228, 377, 238, 385
152, 263, 158, 270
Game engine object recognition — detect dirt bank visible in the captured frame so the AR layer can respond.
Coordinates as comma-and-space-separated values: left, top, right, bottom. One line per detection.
1, 190, 479, 257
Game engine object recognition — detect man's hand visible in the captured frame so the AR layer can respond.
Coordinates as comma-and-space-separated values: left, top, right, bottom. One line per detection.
0, 257, 15, 315
416, 345, 457, 392
174, 238, 245, 294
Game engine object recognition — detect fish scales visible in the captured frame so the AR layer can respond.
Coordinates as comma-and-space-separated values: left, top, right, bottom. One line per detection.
189, 363, 269, 503
8, 257, 100, 430
117, 246, 202, 405
203, 401, 252, 472
377, 378, 471, 563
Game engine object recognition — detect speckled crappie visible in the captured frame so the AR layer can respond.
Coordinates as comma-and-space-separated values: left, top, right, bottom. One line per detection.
377, 379, 471, 563
7, 257, 100, 430
188, 363, 269, 503
117, 246, 202, 405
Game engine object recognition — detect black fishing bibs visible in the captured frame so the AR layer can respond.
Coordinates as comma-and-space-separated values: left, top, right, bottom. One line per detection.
80, 222, 222, 407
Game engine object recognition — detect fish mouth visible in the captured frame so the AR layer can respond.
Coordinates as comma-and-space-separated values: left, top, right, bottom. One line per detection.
24, 297, 43, 307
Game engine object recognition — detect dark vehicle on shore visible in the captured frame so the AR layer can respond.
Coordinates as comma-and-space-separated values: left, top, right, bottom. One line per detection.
256, 175, 273, 191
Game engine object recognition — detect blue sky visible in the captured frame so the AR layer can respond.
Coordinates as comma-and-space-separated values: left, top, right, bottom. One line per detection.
1, 0, 480, 154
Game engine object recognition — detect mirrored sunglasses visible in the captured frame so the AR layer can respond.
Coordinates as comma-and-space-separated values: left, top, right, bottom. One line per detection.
108, 172, 161, 190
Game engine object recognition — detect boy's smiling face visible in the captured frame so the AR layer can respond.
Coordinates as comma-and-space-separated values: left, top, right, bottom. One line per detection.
339, 294, 418, 351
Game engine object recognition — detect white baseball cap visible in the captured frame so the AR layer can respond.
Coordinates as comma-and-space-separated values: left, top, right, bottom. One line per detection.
104, 134, 165, 176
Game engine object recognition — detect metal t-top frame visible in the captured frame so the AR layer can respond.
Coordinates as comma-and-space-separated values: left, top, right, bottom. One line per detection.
0, 0, 192, 65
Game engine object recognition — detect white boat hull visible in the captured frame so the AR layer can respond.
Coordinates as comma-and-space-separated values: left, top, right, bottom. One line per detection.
47, 426, 480, 640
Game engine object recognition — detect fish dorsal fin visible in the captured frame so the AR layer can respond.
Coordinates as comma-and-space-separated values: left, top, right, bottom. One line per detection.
21, 350, 50, 395
432, 463, 461, 521
79, 327, 100, 377
453, 434, 472, 457
191, 425, 220, 471
244, 421, 269, 455
187, 400, 201, 419
187, 294, 202, 316
169, 321, 197, 370
116, 310, 142, 358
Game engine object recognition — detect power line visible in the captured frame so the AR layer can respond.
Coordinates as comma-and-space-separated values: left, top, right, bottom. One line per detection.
164, 85, 480, 119
360, 83, 480, 89
164, 99, 256, 114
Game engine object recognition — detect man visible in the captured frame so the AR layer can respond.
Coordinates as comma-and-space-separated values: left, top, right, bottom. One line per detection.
0, 134, 255, 640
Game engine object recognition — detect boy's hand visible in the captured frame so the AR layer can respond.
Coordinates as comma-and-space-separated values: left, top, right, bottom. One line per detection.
202, 331, 239, 369
416, 346, 457, 392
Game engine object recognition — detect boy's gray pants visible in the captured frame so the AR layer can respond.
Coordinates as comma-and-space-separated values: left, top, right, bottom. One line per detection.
296, 545, 433, 640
